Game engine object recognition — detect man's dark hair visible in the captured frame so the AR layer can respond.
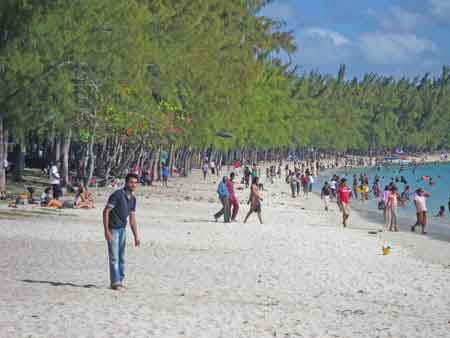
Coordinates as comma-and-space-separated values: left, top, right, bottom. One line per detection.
230, 172, 235, 178
125, 173, 139, 183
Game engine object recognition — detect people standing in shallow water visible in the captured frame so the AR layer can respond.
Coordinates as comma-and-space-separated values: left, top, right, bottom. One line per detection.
435, 206, 445, 217
243, 176, 263, 224
352, 174, 358, 199
412, 188, 430, 235
386, 186, 399, 232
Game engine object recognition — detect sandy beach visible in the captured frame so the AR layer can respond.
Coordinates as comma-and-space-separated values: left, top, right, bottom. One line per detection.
1, 169, 450, 338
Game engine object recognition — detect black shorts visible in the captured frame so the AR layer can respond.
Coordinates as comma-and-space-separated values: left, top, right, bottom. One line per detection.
252, 200, 261, 212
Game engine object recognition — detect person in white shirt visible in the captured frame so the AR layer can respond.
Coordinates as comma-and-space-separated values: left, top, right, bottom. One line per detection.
49, 161, 61, 199
412, 188, 430, 234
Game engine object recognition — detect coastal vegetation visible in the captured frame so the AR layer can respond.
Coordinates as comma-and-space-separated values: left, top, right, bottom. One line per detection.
1, 0, 450, 192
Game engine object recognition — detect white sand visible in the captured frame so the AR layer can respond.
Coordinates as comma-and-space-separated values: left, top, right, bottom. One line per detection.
1, 169, 450, 338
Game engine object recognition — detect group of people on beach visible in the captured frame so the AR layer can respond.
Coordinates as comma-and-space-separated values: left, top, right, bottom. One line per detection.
213, 163, 264, 225
319, 170, 434, 234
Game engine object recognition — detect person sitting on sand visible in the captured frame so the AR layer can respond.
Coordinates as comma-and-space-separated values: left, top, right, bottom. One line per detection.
74, 187, 95, 209
40, 187, 51, 207
243, 176, 263, 224
46, 198, 63, 209
434, 206, 445, 217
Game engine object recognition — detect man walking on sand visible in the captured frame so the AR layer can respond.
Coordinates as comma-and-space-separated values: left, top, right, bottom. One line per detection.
103, 173, 141, 290
214, 176, 230, 223
226, 172, 239, 221
337, 178, 351, 227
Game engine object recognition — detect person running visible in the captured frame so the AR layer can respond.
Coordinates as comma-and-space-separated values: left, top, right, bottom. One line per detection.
243, 176, 263, 224
386, 186, 399, 231
226, 172, 239, 222
214, 176, 230, 223
321, 181, 331, 211
103, 173, 141, 290
337, 178, 351, 227
412, 188, 429, 234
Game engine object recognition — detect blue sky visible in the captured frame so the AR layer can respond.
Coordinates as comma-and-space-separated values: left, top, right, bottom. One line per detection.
260, 0, 450, 78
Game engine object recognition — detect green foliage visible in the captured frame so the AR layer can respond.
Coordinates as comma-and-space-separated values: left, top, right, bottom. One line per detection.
1, 0, 450, 153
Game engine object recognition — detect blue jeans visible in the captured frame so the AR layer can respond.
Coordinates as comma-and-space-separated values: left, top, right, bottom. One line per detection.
107, 227, 126, 287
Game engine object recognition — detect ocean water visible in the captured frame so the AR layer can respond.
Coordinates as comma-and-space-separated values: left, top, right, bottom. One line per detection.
316, 162, 450, 218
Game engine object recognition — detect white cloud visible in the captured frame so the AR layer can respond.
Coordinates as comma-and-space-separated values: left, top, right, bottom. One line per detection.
302, 27, 350, 47
296, 27, 352, 66
358, 32, 438, 65
430, 0, 450, 23
367, 6, 424, 32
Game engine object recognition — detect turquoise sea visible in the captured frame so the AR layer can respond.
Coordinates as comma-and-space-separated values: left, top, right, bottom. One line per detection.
317, 162, 450, 219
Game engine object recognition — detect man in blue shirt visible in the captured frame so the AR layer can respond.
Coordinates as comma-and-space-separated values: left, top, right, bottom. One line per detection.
103, 173, 141, 290
214, 176, 230, 223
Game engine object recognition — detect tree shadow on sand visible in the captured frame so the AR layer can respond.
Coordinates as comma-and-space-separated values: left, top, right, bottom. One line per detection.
20, 279, 100, 289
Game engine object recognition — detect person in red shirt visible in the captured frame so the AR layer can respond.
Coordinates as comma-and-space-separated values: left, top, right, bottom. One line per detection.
226, 172, 239, 221
337, 178, 351, 227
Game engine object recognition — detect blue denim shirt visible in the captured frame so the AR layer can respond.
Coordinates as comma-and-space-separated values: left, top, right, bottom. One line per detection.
217, 182, 229, 198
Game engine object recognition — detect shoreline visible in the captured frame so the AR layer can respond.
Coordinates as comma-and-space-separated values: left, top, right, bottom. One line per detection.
316, 165, 450, 267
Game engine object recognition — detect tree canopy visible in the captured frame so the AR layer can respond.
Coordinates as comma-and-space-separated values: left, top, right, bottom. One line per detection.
1, 0, 449, 173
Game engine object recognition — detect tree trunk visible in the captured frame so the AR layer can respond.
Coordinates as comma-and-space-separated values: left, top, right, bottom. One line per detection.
168, 143, 174, 176
0, 116, 5, 195
86, 130, 96, 186
13, 142, 25, 182
54, 136, 61, 163
61, 129, 72, 186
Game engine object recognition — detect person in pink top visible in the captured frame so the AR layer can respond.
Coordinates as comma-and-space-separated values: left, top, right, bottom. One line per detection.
386, 186, 399, 232
226, 172, 239, 222
412, 188, 430, 234
337, 178, 351, 227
